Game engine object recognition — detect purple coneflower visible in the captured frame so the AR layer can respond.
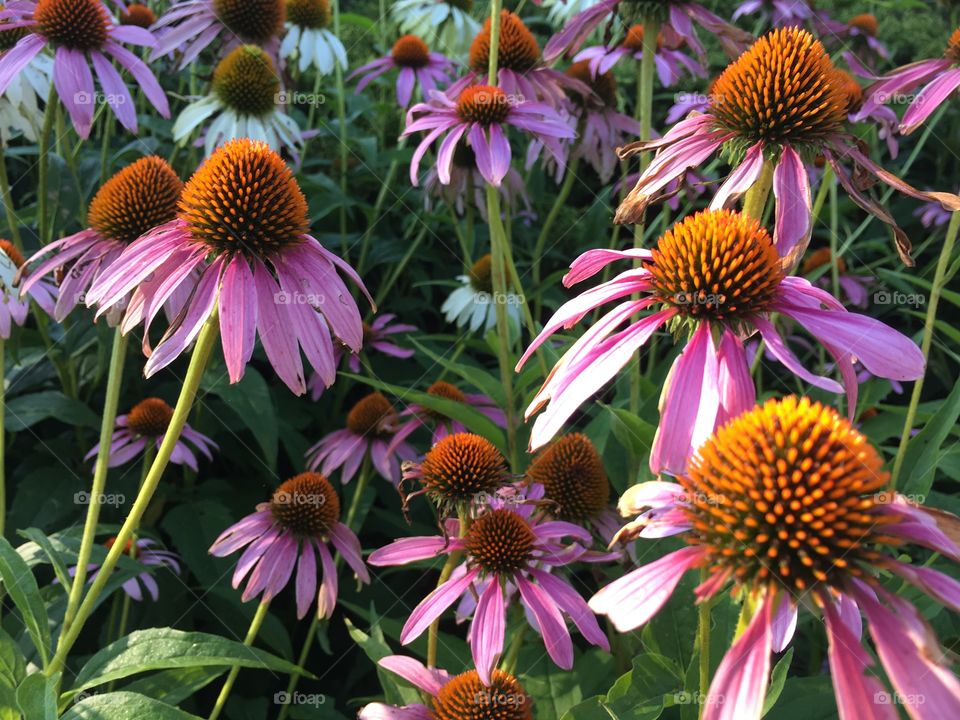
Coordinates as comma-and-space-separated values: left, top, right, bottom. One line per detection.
543, 0, 752, 65
390, 378, 507, 450
84, 139, 372, 396
404, 82, 574, 188
855, 26, 960, 135
614, 27, 960, 266
573, 24, 706, 87
801, 247, 872, 309
358, 655, 533, 718
20, 157, 183, 322
517, 209, 925, 474
841, 13, 888, 63
369, 485, 608, 682
84, 397, 217, 470
1, 239, 56, 338
210, 472, 369, 619
77, 537, 181, 602
591, 397, 960, 720
306, 392, 417, 484
350, 34, 455, 108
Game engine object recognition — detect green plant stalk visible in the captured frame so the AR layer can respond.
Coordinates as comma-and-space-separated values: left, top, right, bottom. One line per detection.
62, 330, 129, 636
427, 506, 470, 668
208, 600, 271, 720
48, 313, 220, 677
533, 157, 579, 317
891, 210, 960, 488
500, 618, 526, 675
742, 159, 774, 221
277, 457, 374, 720
100, 113, 112, 184
37, 85, 57, 245
332, 0, 349, 253
697, 568, 711, 717
0, 145, 21, 249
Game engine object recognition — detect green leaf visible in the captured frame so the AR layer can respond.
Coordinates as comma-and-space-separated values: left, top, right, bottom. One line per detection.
408, 338, 506, 405
123, 667, 226, 706
343, 373, 508, 452
202, 368, 278, 469
902, 376, 960, 498
61, 691, 203, 719
0, 628, 26, 690
0, 538, 50, 666
4, 391, 98, 432
18, 529, 72, 596
344, 615, 419, 707
603, 406, 655, 468
561, 697, 617, 720
67, 629, 311, 698
762, 648, 794, 716
15, 673, 57, 720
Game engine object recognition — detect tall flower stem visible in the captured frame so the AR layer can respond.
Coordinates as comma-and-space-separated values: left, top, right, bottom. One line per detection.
697, 568, 711, 717
741, 159, 774, 221
332, 0, 349, 254
61, 330, 128, 636
277, 458, 373, 720
891, 210, 960, 488
427, 506, 469, 668
533, 157, 580, 317
48, 313, 220, 677
0, 145, 21, 249
37, 86, 58, 245
208, 600, 271, 720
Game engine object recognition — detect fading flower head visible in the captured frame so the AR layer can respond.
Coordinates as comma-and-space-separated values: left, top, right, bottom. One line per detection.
349, 34, 454, 108
389, 377, 508, 448
73, 537, 181, 602
1, 239, 56, 338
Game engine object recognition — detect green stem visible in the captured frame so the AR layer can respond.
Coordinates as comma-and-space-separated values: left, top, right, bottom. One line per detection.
697, 568, 711, 717
37, 85, 57, 245
0, 145, 21, 249
48, 314, 219, 677
500, 620, 526, 675
332, 0, 348, 253
891, 210, 960, 488
533, 157, 579, 317
100, 114, 112, 184
427, 507, 469, 668
62, 330, 128, 636
208, 600, 271, 720
0, 337, 4, 538
742, 159, 774, 221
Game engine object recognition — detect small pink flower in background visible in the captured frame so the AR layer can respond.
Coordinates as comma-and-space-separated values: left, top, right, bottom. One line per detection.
306, 392, 417, 484
389, 379, 507, 450
84, 139, 372, 396
801, 247, 872, 309
369, 485, 609, 682
517, 209, 924, 475
350, 34, 455, 108
404, 83, 574, 188
732, 0, 813, 27
0, 0, 168, 138
358, 656, 533, 718
841, 13, 889, 63
20, 157, 183, 322
72, 537, 181, 602
591, 397, 960, 720
85, 397, 217, 470
573, 24, 706, 87
0, 239, 56, 338
210, 472, 369, 619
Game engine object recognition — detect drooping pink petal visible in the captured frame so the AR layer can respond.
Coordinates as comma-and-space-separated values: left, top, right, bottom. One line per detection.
219, 256, 257, 383
378, 655, 447, 696
711, 142, 765, 210
901, 68, 960, 134
253, 259, 305, 394
316, 541, 338, 619
400, 568, 479, 644
471, 578, 505, 684
530, 569, 608, 650
772, 144, 811, 268
516, 575, 573, 670
329, 523, 370, 583
368, 535, 464, 566
54, 47, 95, 137
716, 330, 755, 425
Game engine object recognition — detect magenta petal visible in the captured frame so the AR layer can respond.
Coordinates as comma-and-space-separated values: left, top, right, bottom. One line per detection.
378, 656, 447, 696
316, 541, 338, 619
711, 141, 764, 209
772, 144, 811, 267
0, 34, 45, 96
105, 41, 170, 118
471, 578, 505, 685
295, 539, 316, 619
717, 330, 755, 425
516, 575, 573, 670
329, 523, 369, 583
219, 256, 257, 383
54, 47, 95, 138
753, 315, 844, 394
368, 535, 462, 566
253, 259, 305, 394
901, 68, 960, 134
400, 568, 478, 644
90, 51, 136, 132
435, 123, 467, 185
530, 569, 608, 650
886, 561, 960, 613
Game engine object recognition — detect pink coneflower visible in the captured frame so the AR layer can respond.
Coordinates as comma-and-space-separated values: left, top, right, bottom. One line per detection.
20, 157, 183, 322
855, 26, 960, 135
591, 397, 960, 720
517, 209, 925, 475
615, 27, 960, 266
801, 247, 872, 309
306, 392, 417, 484
732, 0, 813, 27
209, 472, 369, 619
841, 13, 888, 63
0, 0, 168, 138
404, 82, 574, 188
573, 24, 706, 87
84, 139, 372, 396
307, 314, 416, 400
150, 0, 284, 69
76, 537, 181, 602
84, 397, 217, 470
358, 656, 533, 719
837, 65, 899, 159
369, 488, 608, 682
350, 34, 455, 108
389, 378, 507, 450
1, 239, 56, 338
543, 0, 752, 65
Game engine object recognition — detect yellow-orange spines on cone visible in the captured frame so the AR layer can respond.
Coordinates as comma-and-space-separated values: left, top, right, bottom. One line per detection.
469, 10, 540, 74
345, 392, 395, 435
528, 433, 609, 522
946, 27, 960, 64
213, 0, 284, 43
710, 27, 848, 146
119, 3, 155, 27
419, 433, 509, 504
286, 0, 329, 29
0, 239, 24, 269
468, 253, 494, 293
212, 45, 280, 117
566, 60, 617, 107
179, 139, 309, 257
270, 472, 341, 537
432, 669, 533, 720
35, 0, 109, 50
392, 34, 430, 68
456, 85, 511, 125
648, 209, 784, 321
835, 69, 863, 113
465, 508, 536, 575
127, 398, 174, 437
679, 396, 900, 595
87, 157, 183, 245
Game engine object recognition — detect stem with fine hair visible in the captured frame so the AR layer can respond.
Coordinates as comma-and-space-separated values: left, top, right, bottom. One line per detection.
891, 210, 960, 488
0, 145, 21, 249
208, 600, 271, 720
37, 85, 57, 245
427, 506, 470, 668
48, 312, 220, 677
62, 330, 128, 636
